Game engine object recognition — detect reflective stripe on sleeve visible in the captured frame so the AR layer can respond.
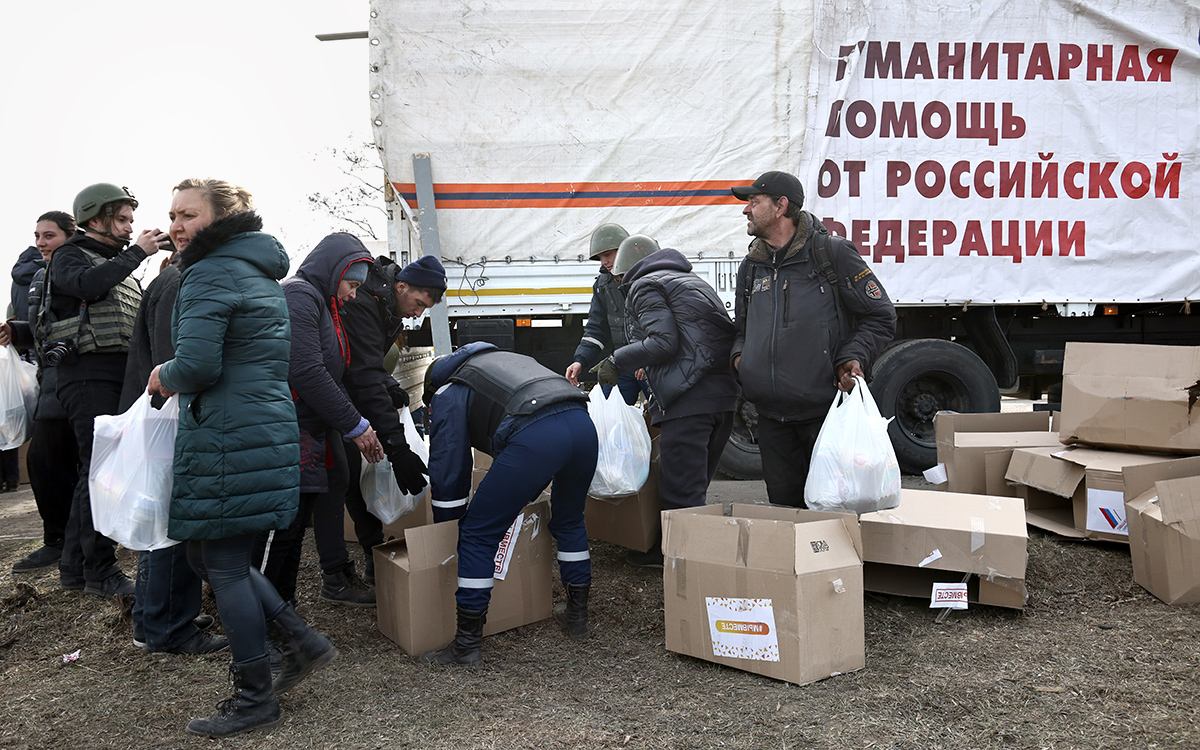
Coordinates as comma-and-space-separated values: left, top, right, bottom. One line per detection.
581, 336, 604, 348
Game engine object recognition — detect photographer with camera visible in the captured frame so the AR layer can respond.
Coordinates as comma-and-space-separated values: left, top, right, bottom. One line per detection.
1, 183, 168, 598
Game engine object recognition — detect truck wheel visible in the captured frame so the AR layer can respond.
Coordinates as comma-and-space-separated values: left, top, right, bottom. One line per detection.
871, 338, 1000, 474
717, 397, 763, 480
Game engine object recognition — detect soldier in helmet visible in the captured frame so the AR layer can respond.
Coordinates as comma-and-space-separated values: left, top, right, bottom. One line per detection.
601, 235, 739, 567
564, 223, 648, 405
0, 183, 169, 598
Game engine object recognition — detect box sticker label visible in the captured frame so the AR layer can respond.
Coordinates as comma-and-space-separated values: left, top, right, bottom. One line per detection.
1086, 488, 1128, 536
705, 597, 779, 662
930, 583, 969, 609
493, 512, 523, 580
923, 463, 948, 484
918, 549, 943, 567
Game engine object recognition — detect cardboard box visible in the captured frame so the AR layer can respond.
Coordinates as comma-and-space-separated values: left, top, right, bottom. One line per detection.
1006, 446, 1173, 543
1122, 456, 1200, 604
374, 499, 553, 656
1060, 342, 1200, 454
585, 459, 661, 552
344, 494, 434, 544
859, 489, 1027, 609
662, 503, 864, 686
934, 411, 1059, 495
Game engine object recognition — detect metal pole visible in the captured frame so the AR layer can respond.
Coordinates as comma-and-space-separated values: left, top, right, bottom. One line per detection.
413, 153, 453, 355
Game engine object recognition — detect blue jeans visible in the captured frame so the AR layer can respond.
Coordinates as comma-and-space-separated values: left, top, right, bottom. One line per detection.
602, 372, 650, 406
133, 544, 203, 650
454, 407, 598, 610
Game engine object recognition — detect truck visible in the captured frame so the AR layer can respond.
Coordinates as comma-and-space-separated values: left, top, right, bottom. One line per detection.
365, 0, 1200, 476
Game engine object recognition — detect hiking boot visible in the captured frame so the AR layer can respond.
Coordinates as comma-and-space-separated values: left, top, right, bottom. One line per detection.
84, 570, 136, 598
161, 630, 229, 655
193, 614, 215, 631
420, 607, 486, 667
362, 552, 376, 585
185, 657, 280, 738
553, 583, 591, 640
12, 545, 62, 572
319, 564, 375, 607
625, 548, 664, 569
265, 603, 338, 694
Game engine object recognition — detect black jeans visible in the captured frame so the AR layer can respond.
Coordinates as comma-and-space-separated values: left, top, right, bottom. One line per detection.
56, 378, 123, 584
0, 447, 19, 484
656, 411, 735, 510
187, 535, 287, 663
253, 432, 351, 600
756, 415, 825, 508
26, 418, 77, 548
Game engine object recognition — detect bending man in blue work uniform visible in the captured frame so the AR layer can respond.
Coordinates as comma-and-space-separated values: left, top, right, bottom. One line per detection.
420, 342, 598, 666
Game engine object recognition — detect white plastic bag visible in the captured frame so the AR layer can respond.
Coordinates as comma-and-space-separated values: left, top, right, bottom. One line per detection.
89, 393, 181, 551
360, 407, 430, 525
0, 345, 39, 450
804, 376, 901, 514
587, 385, 652, 497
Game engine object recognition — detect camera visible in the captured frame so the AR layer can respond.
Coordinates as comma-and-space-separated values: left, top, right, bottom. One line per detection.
42, 339, 76, 367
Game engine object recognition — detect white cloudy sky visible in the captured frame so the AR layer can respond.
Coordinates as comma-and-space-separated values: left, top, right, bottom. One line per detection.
0, 0, 378, 292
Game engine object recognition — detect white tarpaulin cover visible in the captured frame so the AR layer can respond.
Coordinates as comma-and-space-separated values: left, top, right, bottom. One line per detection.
371, 0, 1199, 304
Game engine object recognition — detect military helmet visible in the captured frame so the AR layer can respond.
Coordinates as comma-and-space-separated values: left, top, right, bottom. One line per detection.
588, 223, 630, 260
73, 183, 138, 226
611, 234, 660, 277
422, 354, 449, 407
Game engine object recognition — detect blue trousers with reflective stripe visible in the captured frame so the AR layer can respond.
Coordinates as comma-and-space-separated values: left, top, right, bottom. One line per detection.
456, 407, 598, 610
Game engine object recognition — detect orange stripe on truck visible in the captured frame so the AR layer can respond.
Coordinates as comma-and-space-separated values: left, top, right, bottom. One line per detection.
392, 180, 745, 209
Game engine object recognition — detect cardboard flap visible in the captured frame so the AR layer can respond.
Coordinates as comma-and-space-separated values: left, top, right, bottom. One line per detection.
1155, 477, 1200, 530
1121, 455, 1200, 502
730, 503, 863, 558
792, 519, 862, 572
1004, 446, 1085, 497
663, 509, 797, 571
936, 411, 1052, 436
403, 520, 460, 569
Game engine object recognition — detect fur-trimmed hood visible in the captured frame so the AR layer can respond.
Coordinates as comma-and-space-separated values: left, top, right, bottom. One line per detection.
746, 210, 815, 263
179, 211, 289, 281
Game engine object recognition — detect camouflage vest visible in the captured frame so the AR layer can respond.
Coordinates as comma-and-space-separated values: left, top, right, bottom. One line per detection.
37, 247, 141, 355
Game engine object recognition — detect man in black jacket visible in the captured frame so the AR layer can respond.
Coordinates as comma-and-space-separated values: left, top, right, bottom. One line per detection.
0, 183, 169, 597
608, 236, 739, 567
730, 171, 896, 508
341, 254, 445, 578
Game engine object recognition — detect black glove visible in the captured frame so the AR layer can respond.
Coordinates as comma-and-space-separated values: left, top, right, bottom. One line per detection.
390, 446, 429, 496
387, 377, 411, 408
590, 357, 620, 387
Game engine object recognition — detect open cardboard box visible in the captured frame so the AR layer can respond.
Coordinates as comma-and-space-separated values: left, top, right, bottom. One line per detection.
1060, 342, 1200, 454
859, 489, 1028, 609
662, 503, 864, 686
932, 411, 1060, 495
1006, 446, 1173, 542
1122, 456, 1200, 604
374, 499, 552, 656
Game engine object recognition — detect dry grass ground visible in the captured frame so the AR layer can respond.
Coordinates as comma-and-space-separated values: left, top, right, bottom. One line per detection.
1, 516, 1198, 749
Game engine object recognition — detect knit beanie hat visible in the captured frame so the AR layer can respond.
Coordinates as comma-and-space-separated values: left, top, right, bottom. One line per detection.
396, 254, 447, 291
343, 259, 370, 284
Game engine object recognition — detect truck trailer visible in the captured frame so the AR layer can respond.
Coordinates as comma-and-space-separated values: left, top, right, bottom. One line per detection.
366, 0, 1200, 475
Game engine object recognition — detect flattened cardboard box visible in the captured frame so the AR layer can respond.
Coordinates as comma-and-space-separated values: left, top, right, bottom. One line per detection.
933, 411, 1060, 495
374, 499, 553, 657
859, 490, 1027, 609
1060, 342, 1200, 454
1005, 445, 1172, 543
662, 503, 864, 686
1122, 456, 1200, 605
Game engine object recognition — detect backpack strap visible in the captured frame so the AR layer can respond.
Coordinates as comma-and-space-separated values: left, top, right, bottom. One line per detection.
812, 227, 848, 340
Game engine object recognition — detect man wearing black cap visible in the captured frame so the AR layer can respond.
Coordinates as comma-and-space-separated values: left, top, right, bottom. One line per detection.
730, 171, 896, 507
340, 253, 446, 576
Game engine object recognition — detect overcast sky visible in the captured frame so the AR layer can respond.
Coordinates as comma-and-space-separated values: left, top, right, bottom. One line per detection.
0, 0, 377, 293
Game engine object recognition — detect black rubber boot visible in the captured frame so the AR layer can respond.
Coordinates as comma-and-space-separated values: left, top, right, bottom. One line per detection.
420, 607, 487, 667
265, 603, 338, 693
553, 583, 591, 640
185, 657, 280, 738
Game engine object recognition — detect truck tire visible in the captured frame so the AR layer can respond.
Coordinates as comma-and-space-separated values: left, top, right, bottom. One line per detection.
717, 398, 763, 480
871, 338, 1000, 474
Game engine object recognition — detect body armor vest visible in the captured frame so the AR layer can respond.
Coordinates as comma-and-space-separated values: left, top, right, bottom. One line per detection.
37, 247, 140, 355
449, 350, 586, 416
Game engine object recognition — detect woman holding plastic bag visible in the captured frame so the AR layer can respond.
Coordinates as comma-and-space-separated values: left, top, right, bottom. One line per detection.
146, 179, 335, 738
